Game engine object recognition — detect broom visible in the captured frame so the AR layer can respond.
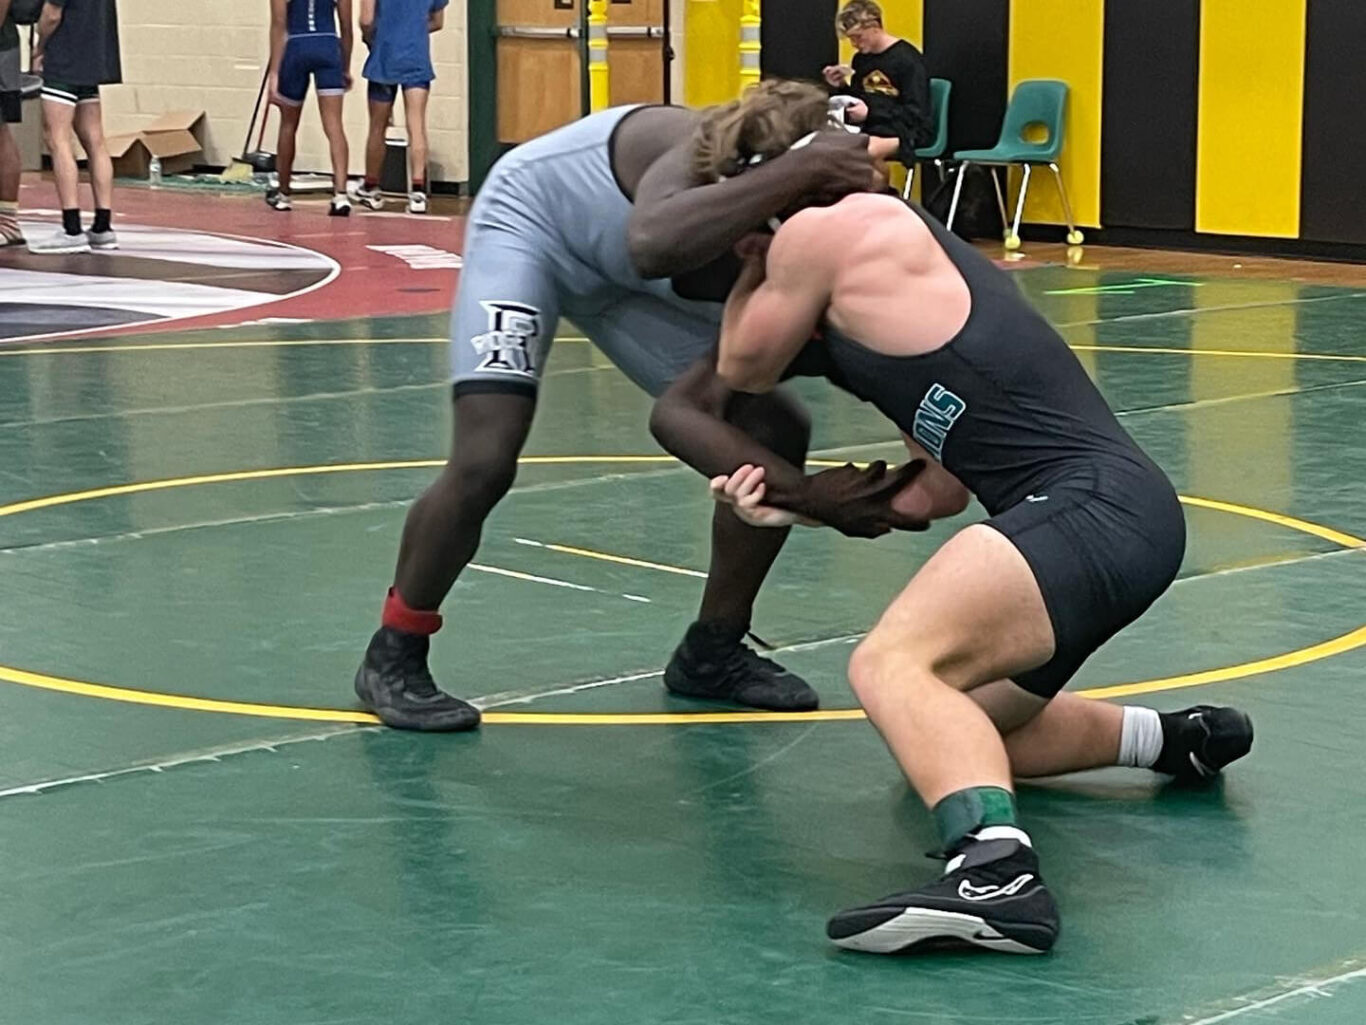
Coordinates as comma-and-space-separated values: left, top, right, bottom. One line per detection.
222, 68, 276, 180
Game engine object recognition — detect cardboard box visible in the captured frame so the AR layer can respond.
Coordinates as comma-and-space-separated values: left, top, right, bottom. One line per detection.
106, 110, 206, 178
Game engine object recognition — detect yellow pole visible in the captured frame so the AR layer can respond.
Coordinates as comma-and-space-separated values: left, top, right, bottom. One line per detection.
588, 0, 610, 111
739, 0, 761, 92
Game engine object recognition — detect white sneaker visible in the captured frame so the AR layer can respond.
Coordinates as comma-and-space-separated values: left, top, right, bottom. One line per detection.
27, 227, 90, 254
407, 191, 428, 214
329, 195, 352, 217
86, 229, 119, 251
353, 184, 384, 210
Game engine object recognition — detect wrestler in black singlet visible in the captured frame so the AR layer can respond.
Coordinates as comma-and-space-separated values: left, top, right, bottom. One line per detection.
811, 206, 1186, 696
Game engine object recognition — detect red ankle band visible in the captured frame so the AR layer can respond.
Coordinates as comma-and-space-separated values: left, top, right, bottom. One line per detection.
363, 177, 378, 189
382, 588, 442, 635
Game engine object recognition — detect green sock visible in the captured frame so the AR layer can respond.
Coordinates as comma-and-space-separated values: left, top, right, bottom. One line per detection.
932, 786, 1018, 850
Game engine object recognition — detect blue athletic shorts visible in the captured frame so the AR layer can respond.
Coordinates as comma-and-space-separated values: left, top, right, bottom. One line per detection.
277, 34, 346, 105
367, 80, 430, 104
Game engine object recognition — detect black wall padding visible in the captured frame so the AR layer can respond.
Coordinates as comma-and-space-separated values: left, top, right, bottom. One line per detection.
1300, 0, 1366, 244
760, 0, 838, 84
921, 0, 1008, 236
1100, 0, 1200, 230
922, 0, 1008, 152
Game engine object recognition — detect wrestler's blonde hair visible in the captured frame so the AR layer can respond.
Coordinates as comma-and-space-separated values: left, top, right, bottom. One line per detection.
692, 79, 832, 183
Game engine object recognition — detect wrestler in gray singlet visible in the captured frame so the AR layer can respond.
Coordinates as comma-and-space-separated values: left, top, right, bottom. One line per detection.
451, 106, 722, 397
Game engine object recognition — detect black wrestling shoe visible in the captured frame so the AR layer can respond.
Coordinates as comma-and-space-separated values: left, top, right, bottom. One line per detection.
354, 627, 481, 731
662, 621, 819, 712
1153, 705, 1254, 782
827, 832, 1059, 955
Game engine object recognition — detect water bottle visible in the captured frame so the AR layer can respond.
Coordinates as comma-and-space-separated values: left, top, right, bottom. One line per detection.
149, 156, 162, 185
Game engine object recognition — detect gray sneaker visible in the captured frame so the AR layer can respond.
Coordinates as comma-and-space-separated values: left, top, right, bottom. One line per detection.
27, 228, 90, 255
86, 229, 119, 251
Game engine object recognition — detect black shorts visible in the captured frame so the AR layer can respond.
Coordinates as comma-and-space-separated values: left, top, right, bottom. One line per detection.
985, 460, 1186, 698
0, 91, 18, 124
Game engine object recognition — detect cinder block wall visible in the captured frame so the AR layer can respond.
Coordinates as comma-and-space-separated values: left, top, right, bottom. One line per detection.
48, 2, 470, 183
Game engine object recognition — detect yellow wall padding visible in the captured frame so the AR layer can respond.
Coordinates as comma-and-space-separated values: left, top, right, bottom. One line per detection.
1196, 0, 1307, 238
1008, 0, 1104, 228
685, 0, 743, 106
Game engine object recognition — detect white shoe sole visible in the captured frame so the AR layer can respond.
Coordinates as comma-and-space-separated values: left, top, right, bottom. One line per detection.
830, 907, 1044, 955
28, 242, 91, 255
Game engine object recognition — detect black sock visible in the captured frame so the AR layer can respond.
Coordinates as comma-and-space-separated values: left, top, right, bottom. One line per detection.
92, 209, 111, 233
62, 209, 81, 236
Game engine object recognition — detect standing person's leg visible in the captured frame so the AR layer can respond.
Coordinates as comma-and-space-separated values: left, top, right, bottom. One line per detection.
0, 50, 24, 246
269, 102, 302, 208
267, 41, 307, 210
316, 92, 350, 214
401, 85, 429, 213
355, 227, 561, 731
579, 295, 821, 712
72, 94, 116, 249
0, 122, 20, 246
29, 87, 87, 252
313, 35, 351, 214
355, 82, 394, 209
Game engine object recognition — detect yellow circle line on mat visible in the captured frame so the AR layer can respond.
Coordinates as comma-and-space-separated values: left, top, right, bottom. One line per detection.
3, 336, 1364, 364
0, 458, 1362, 726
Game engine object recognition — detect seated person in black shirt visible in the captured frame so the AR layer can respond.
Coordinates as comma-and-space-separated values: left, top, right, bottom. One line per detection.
823, 1, 932, 162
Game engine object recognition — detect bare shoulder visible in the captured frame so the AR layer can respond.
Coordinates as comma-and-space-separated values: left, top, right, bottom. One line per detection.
617, 106, 703, 197
774, 194, 908, 254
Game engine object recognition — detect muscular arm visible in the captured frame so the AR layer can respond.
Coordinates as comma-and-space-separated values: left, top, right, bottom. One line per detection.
717, 220, 833, 393
627, 133, 871, 279
651, 357, 931, 537
650, 355, 812, 509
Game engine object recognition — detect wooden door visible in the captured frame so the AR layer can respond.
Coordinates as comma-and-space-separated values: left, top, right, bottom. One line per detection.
496, 0, 584, 144
607, 0, 667, 107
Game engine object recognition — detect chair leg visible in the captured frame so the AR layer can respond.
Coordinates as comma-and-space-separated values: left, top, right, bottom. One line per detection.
1006, 163, 1032, 251
902, 161, 917, 202
1049, 162, 1084, 245
946, 161, 970, 231
988, 167, 1009, 234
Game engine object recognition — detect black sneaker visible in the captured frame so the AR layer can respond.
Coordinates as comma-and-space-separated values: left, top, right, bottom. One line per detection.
663, 621, 818, 712
1153, 705, 1254, 781
827, 833, 1059, 955
354, 627, 481, 731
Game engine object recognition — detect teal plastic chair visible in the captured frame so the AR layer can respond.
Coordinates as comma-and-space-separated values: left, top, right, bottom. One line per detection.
900, 78, 952, 200
946, 79, 1083, 248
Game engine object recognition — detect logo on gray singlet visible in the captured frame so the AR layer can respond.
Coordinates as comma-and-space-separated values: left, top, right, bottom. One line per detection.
472, 301, 541, 377
912, 383, 967, 460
